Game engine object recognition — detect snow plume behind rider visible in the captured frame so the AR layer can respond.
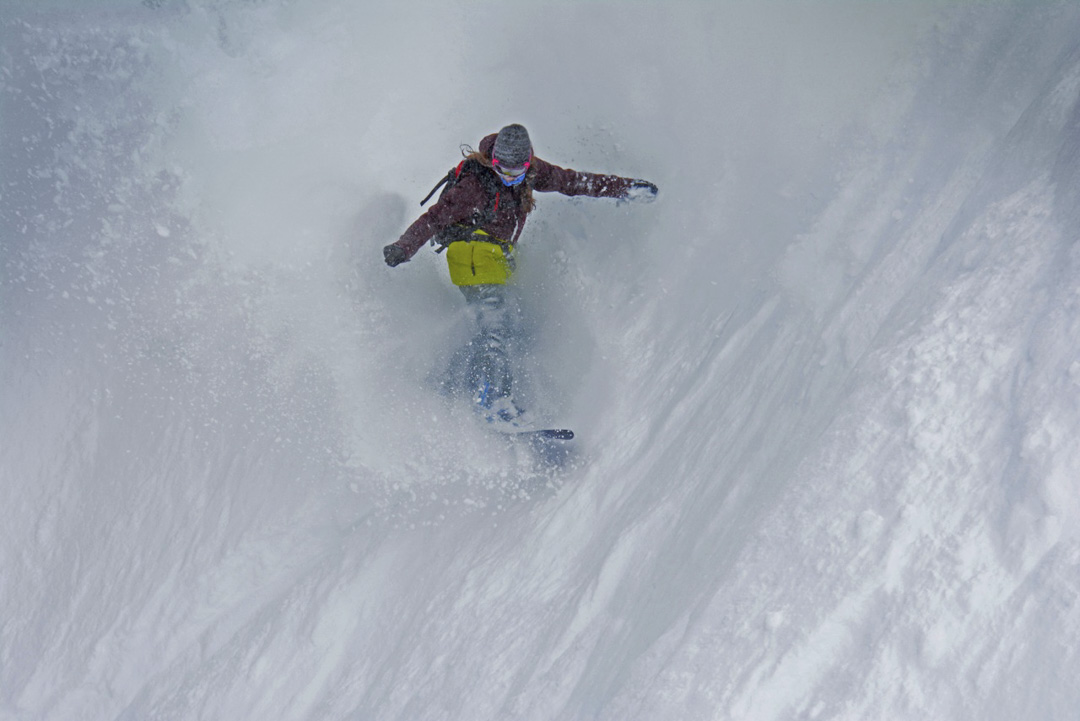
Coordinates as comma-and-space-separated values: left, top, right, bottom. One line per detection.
383, 124, 658, 268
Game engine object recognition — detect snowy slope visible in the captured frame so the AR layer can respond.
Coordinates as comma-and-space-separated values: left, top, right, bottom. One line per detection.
3, 2, 1080, 720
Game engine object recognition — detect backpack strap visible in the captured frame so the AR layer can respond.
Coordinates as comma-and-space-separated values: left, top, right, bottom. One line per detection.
420, 160, 467, 207
426, 158, 506, 253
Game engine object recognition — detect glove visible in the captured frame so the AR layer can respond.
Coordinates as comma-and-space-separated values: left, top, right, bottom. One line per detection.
624, 180, 658, 203
383, 244, 408, 267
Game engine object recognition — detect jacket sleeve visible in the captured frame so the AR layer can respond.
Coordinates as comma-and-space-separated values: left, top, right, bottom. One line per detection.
530, 157, 635, 199
391, 174, 487, 259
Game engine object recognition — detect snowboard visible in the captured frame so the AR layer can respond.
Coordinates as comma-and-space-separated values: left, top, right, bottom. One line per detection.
491, 426, 575, 441
475, 399, 574, 440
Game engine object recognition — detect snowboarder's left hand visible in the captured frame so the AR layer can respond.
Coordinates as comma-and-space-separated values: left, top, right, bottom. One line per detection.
624, 180, 658, 203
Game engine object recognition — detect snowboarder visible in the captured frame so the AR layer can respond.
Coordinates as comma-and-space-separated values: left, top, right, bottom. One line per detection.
383, 123, 657, 426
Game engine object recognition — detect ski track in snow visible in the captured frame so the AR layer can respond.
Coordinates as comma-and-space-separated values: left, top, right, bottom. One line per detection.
3, 2, 1080, 720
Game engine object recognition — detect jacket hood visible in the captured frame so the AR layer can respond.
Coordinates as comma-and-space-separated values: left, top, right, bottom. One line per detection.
478, 133, 498, 158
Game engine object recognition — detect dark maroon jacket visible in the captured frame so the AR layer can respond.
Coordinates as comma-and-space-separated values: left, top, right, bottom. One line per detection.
392, 133, 637, 259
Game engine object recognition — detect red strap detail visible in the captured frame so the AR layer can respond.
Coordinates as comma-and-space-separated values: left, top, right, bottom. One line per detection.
493, 190, 500, 214
454, 160, 465, 178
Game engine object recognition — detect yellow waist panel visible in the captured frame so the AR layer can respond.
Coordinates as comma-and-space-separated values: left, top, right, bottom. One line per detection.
446, 239, 514, 286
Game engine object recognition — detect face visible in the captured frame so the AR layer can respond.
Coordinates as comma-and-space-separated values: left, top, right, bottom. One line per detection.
492, 157, 530, 187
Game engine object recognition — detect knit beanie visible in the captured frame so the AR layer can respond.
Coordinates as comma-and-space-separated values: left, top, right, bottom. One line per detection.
492, 124, 533, 166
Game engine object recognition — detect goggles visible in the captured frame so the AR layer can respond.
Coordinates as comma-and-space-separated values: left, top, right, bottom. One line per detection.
492, 157, 530, 186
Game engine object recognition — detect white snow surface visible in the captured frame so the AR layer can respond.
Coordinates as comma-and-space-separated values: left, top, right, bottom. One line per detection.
3, 2, 1080, 720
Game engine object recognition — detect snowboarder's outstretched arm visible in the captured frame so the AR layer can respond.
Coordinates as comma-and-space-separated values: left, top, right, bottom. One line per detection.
531, 158, 657, 202
382, 174, 489, 266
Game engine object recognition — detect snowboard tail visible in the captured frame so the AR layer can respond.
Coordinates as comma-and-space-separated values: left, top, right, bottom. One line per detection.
473, 375, 574, 441
493, 427, 574, 440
